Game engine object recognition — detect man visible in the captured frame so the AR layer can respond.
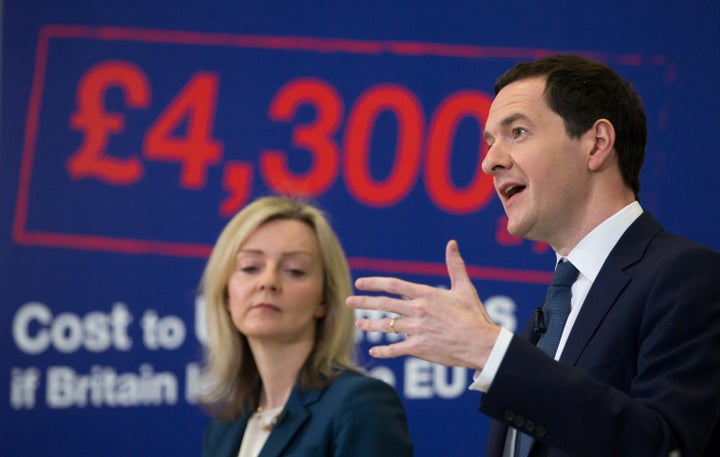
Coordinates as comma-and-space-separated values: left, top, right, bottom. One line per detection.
346, 55, 720, 456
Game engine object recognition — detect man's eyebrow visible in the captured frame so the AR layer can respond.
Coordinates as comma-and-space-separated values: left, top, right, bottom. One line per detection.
484, 113, 530, 141
500, 112, 531, 127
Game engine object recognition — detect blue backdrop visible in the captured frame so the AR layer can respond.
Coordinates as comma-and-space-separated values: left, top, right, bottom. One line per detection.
2, 1, 719, 456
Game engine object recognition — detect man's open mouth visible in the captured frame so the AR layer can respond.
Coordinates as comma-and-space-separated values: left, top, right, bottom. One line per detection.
504, 185, 526, 199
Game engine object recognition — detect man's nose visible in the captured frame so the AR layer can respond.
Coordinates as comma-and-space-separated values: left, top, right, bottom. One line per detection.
481, 142, 511, 175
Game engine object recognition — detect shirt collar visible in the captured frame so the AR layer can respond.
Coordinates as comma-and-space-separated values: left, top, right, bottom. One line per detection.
559, 201, 643, 282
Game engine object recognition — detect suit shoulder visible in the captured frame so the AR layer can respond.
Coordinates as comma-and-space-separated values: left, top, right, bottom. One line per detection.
648, 230, 720, 266
324, 369, 401, 402
622, 212, 720, 266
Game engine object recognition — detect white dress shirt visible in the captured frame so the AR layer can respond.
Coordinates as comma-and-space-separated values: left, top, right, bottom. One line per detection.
237, 405, 284, 457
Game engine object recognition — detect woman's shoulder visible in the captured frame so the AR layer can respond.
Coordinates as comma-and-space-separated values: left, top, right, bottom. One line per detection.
299, 370, 413, 456
323, 368, 401, 401
333, 367, 386, 385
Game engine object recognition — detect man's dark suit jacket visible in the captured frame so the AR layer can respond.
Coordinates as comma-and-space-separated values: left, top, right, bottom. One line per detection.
481, 212, 720, 456
202, 369, 413, 457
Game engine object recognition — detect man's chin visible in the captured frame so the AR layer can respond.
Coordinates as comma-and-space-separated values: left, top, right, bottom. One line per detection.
505, 218, 527, 239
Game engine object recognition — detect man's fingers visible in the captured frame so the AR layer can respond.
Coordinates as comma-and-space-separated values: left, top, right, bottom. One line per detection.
367, 341, 412, 359
446, 239, 473, 292
354, 276, 431, 298
346, 295, 414, 316
356, 316, 405, 334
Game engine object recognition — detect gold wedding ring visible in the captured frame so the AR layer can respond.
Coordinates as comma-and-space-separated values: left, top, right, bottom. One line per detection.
390, 317, 398, 334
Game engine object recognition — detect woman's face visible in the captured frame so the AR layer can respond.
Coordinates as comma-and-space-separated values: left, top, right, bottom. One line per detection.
227, 218, 326, 344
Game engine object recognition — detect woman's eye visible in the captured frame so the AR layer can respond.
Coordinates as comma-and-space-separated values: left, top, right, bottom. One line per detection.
240, 265, 259, 273
286, 269, 305, 277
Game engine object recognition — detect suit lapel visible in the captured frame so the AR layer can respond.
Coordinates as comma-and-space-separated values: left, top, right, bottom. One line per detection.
258, 384, 323, 457
559, 261, 629, 365
218, 418, 248, 457
560, 212, 663, 365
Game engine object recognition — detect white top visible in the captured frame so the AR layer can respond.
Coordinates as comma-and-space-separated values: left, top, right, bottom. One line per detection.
470, 201, 643, 456
237, 405, 284, 457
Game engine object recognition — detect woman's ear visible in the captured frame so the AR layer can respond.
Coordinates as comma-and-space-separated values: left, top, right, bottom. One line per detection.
314, 303, 327, 319
587, 118, 616, 171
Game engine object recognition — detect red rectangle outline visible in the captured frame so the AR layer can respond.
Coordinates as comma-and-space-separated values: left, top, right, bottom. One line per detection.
12, 24, 667, 284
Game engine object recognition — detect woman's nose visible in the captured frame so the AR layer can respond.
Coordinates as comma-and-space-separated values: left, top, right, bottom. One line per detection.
259, 269, 281, 292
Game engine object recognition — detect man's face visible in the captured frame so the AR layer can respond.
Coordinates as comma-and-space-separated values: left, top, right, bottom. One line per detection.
482, 77, 592, 249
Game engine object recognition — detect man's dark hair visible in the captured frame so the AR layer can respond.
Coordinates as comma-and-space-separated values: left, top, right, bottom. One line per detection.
494, 55, 647, 198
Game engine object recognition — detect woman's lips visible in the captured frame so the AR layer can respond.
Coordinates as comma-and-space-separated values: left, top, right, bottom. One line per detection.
252, 303, 281, 312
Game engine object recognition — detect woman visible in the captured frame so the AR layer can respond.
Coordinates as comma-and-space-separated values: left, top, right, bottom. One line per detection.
199, 196, 413, 457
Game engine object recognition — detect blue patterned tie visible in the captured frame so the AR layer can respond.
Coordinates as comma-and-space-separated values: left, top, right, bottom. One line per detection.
515, 260, 579, 457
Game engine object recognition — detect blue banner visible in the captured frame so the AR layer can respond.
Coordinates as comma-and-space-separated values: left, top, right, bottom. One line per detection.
2, 2, 719, 456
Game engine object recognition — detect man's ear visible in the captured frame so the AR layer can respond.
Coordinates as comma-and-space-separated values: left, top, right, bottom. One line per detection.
587, 118, 616, 171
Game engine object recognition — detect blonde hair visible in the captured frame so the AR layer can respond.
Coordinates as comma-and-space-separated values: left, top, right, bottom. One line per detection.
198, 196, 356, 420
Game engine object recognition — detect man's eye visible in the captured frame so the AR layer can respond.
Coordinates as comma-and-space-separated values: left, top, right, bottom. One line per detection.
512, 127, 527, 138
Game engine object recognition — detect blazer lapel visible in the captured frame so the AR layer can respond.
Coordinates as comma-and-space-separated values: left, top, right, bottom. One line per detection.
560, 212, 663, 365
217, 418, 248, 457
258, 384, 322, 457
